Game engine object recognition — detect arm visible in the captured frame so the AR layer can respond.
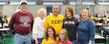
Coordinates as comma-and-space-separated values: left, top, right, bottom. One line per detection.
44, 17, 48, 29
30, 13, 34, 31
75, 18, 80, 31
8, 14, 16, 30
62, 19, 65, 28
32, 18, 38, 41
88, 21, 95, 44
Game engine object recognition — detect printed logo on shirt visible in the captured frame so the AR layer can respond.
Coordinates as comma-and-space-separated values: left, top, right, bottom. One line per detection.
20, 16, 31, 27
51, 20, 63, 24
64, 21, 75, 25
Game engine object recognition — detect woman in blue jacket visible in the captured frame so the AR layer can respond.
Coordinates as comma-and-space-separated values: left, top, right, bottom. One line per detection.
77, 8, 95, 44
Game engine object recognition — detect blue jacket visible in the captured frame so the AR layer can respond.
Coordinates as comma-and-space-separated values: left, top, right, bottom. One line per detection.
77, 19, 95, 44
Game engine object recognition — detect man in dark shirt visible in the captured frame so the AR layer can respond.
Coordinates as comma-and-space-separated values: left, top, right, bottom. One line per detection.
8, 2, 34, 44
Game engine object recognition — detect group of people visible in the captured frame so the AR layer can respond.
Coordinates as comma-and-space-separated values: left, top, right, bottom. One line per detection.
8, 2, 95, 44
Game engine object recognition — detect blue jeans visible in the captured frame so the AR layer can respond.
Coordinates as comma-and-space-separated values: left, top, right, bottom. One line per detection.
37, 38, 43, 44
14, 33, 32, 44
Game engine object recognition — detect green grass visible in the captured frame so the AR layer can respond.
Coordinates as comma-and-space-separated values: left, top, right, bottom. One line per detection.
106, 38, 109, 44
5, 37, 14, 44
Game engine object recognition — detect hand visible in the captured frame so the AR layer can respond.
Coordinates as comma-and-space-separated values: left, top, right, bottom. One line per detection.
89, 40, 92, 44
35, 40, 38, 44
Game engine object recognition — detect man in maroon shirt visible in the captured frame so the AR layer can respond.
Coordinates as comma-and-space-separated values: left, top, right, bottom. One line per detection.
9, 2, 34, 44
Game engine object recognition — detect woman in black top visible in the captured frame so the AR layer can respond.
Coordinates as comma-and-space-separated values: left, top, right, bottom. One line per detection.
63, 6, 79, 44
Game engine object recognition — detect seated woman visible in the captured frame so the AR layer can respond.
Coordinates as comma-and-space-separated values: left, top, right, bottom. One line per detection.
41, 27, 57, 44
58, 29, 72, 44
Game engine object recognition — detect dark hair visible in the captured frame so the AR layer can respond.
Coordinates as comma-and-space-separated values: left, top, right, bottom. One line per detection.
86, 8, 89, 10
95, 15, 98, 17
46, 27, 56, 41
20, 2, 27, 5
103, 15, 106, 18
65, 6, 74, 17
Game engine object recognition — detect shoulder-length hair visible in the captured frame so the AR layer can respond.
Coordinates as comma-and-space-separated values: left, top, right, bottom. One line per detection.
65, 6, 74, 17
59, 29, 69, 41
45, 27, 56, 41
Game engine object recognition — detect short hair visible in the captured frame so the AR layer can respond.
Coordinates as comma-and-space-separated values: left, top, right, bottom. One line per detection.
38, 8, 47, 16
81, 8, 89, 14
20, 2, 27, 5
80, 8, 89, 18
52, 4, 59, 8
52, 4, 61, 10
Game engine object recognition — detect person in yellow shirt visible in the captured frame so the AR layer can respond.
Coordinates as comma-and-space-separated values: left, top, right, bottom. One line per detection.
44, 5, 64, 35
41, 27, 57, 44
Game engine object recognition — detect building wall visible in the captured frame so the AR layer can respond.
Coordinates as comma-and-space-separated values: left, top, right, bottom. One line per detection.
0, 5, 109, 18
2, 5, 46, 18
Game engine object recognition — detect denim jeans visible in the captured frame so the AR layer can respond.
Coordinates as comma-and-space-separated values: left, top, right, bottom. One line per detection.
14, 33, 32, 44
37, 38, 43, 44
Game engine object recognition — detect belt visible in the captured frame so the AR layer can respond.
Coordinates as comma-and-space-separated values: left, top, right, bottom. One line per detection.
16, 32, 30, 36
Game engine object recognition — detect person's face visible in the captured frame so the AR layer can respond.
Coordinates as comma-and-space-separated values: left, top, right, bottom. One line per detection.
59, 30, 65, 39
65, 9, 72, 17
48, 28, 54, 37
20, 4, 28, 11
81, 9, 89, 19
52, 5, 60, 15
39, 10, 46, 18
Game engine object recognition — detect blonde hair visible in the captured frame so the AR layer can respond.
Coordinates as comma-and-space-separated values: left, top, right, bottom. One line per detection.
60, 29, 68, 40
38, 8, 47, 16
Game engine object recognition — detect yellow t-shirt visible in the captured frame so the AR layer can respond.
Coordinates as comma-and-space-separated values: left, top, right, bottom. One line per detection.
44, 14, 64, 34
41, 38, 57, 44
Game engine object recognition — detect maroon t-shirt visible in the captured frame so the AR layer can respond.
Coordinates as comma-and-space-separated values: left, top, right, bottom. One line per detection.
9, 11, 34, 34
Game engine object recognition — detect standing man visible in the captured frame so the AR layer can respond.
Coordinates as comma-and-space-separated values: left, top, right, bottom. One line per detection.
44, 5, 64, 35
9, 2, 34, 44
